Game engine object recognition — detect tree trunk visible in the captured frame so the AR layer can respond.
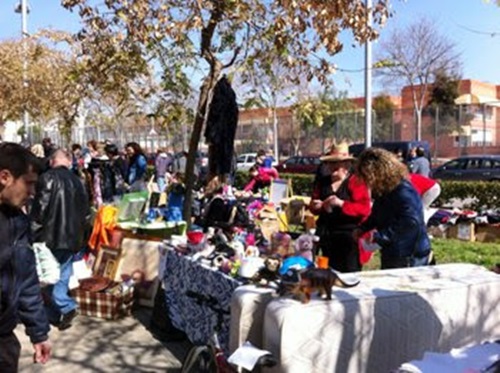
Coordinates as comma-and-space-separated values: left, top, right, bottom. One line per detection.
272, 105, 279, 161
416, 108, 422, 141
182, 64, 222, 225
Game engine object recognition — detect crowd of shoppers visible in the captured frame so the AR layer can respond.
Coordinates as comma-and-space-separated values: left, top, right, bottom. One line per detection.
0, 134, 442, 371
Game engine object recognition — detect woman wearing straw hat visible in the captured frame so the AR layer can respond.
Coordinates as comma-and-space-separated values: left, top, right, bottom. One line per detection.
309, 142, 371, 273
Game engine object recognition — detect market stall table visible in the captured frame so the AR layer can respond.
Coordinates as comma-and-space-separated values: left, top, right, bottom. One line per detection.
229, 285, 276, 354
161, 249, 241, 351
260, 263, 500, 373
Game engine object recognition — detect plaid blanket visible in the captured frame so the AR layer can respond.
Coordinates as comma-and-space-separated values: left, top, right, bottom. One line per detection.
71, 286, 134, 320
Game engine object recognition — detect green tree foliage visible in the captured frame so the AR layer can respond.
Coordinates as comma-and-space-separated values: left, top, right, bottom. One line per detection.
373, 95, 396, 141
427, 70, 460, 135
293, 88, 359, 152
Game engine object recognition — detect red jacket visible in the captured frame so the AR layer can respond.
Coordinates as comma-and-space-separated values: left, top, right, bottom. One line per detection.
310, 174, 371, 221
409, 174, 437, 196
244, 167, 279, 192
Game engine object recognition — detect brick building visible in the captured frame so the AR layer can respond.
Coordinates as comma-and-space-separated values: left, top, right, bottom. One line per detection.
237, 79, 500, 159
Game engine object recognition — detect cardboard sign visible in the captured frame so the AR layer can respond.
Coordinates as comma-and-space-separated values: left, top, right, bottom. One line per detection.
269, 179, 291, 207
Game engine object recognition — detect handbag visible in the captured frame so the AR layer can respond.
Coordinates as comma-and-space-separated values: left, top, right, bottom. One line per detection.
32, 242, 60, 286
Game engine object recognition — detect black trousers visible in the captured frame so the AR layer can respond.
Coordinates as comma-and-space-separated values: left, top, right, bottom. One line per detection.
320, 230, 361, 273
0, 332, 21, 373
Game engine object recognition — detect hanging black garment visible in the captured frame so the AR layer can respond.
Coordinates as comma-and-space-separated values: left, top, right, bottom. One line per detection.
204, 76, 239, 176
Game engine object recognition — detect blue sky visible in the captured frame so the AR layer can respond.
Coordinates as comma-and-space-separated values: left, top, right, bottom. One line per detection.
1, 1, 499, 97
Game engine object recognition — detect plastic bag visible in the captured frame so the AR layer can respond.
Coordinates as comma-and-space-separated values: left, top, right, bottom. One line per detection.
32, 242, 60, 286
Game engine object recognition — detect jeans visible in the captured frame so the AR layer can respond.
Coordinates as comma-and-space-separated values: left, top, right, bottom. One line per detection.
0, 332, 20, 373
43, 250, 77, 325
157, 177, 166, 193
381, 252, 433, 269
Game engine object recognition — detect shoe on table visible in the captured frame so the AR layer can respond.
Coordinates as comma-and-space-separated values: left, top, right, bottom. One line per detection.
58, 309, 78, 331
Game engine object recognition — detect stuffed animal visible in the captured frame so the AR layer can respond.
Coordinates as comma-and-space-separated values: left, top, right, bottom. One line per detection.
281, 268, 360, 304
294, 233, 319, 262
270, 232, 292, 258
250, 255, 282, 286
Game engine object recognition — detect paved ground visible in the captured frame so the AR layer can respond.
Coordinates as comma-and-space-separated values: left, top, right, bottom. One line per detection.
16, 308, 191, 373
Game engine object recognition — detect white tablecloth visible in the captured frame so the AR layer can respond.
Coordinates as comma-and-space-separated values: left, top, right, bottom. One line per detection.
258, 263, 500, 373
229, 285, 275, 354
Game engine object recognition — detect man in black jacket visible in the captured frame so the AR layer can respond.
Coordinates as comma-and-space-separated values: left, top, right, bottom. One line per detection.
31, 149, 90, 330
0, 143, 51, 372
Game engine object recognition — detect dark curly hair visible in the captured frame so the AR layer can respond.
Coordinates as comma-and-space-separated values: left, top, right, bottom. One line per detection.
355, 147, 408, 197
125, 142, 144, 157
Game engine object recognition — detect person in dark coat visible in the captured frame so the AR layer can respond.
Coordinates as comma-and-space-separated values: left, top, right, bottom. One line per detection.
31, 149, 91, 330
204, 76, 239, 179
354, 147, 432, 269
0, 143, 51, 372
309, 142, 371, 273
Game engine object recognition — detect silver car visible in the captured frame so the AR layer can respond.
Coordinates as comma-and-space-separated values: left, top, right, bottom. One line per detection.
432, 155, 500, 181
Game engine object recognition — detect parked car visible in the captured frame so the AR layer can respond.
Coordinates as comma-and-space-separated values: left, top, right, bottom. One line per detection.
276, 155, 321, 174
236, 153, 258, 171
432, 155, 500, 181
236, 152, 278, 171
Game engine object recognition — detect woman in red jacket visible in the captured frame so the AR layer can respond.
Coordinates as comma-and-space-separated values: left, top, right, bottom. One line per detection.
309, 143, 371, 272
243, 165, 279, 193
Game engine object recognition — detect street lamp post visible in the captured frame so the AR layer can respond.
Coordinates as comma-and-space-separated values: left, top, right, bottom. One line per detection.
364, 0, 372, 148
15, 0, 30, 144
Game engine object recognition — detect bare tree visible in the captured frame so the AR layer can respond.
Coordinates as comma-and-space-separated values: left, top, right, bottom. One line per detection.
375, 18, 461, 140
237, 60, 297, 160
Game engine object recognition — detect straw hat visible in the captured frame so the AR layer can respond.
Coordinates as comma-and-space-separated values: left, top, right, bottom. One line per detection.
320, 142, 354, 162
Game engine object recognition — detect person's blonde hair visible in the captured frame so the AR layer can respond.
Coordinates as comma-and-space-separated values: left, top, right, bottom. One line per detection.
30, 143, 44, 158
355, 147, 408, 197
204, 176, 223, 197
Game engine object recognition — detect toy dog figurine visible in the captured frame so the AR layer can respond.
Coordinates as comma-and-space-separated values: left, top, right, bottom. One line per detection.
285, 268, 360, 304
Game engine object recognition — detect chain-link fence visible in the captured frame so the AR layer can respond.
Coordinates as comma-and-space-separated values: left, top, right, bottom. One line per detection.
33, 101, 500, 160
235, 103, 500, 160
41, 120, 191, 154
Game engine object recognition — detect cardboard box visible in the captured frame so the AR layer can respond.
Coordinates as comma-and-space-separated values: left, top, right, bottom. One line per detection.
448, 222, 475, 242
427, 225, 449, 239
257, 218, 280, 241
475, 225, 500, 243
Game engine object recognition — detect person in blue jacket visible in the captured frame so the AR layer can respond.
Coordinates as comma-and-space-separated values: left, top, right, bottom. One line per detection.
354, 147, 433, 269
125, 142, 147, 191
0, 143, 51, 372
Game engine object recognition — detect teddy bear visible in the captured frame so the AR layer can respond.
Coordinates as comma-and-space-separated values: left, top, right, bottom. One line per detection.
294, 233, 319, 262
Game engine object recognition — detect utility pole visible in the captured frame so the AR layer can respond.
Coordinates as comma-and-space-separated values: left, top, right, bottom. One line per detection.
482, 103, 487, 155
15, 0, 30, 144
364, 0, 372, 148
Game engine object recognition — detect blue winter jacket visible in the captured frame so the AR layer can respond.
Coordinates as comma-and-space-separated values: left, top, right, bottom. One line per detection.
360, 179, 431, 259
0, 207, 50, 343
127, 154, 147, 185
